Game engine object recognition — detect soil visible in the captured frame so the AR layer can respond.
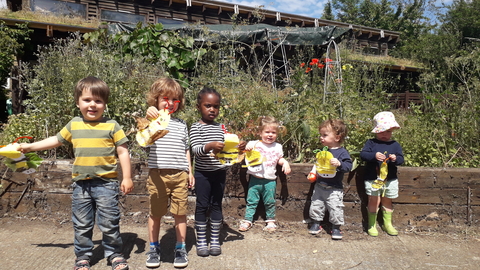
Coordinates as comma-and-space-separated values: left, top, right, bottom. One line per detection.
1, 213, 479, 270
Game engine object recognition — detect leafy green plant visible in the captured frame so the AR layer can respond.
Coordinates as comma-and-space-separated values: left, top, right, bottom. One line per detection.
0, 22, 31, 122
2, 33, 164, 159
2, 21, 480, 168
104, 23, 206, 84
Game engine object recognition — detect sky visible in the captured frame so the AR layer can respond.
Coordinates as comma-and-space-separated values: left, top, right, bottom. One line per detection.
217, 0, 328, 19
216, 0, 452, 22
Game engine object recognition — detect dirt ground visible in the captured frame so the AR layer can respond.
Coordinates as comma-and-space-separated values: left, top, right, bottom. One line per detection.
1, 213, 479, 270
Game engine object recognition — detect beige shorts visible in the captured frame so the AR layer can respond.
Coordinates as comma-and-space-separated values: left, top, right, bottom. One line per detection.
147, 168, 189, 217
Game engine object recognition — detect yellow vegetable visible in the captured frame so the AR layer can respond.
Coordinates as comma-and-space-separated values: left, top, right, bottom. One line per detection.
242, 149, 264, 168
0, 143, 22, 159
135, 110, 170, 147
372, 156, 390, 191
314, 147, 337, 178
216, 133, 244, 165
378, 159, 389, 180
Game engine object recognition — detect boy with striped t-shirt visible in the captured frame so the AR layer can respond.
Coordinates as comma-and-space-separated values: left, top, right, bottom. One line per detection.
144, 78, 194, 268
19, 76, 133, 270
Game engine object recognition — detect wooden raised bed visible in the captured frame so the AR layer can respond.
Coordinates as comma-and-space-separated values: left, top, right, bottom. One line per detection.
1, 161, 478, 231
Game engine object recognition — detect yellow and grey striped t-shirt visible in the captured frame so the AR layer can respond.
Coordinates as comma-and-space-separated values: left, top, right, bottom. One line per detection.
56, 116, 129, 182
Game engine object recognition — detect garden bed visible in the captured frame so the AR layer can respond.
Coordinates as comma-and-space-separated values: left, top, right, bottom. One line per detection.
1, 161, 478, 233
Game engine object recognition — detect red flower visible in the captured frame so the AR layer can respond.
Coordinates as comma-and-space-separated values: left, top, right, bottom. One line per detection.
305, 67, 312, 73
317, 63, 325, 69
325, 58, 333, 62
300, 62, 305, 67
309, 58, 319, 66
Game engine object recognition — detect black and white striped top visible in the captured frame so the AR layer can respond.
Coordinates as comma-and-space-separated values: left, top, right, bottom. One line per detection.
189, 121, 226, 172
147, 117, 189, 171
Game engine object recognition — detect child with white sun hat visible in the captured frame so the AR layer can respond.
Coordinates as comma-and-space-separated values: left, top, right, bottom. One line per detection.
360, 111, 404, 237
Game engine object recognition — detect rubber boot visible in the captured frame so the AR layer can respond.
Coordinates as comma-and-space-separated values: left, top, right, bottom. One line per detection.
382, 210, 398, 236
209, 219, 222, 256
367, 211, 379, 237
195, 220, 209, 257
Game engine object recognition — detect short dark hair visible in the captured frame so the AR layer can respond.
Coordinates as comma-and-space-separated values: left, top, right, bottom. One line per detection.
196, 86, 221, 105
74, 76, 109, 104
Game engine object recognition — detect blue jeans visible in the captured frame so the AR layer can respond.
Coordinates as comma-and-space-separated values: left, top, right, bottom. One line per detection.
71, 179, 123, 260
244, 176, 277, 222
194, 170, 226, 222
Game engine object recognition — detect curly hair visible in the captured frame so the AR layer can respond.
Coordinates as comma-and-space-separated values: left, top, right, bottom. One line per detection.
146, 77, 185, 112
319, 119, 348, 143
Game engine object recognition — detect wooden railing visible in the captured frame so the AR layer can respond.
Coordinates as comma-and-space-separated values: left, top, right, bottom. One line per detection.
389, 91, 424, 109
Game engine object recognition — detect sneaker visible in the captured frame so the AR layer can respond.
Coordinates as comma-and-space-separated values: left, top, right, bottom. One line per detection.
173, 248, 189, 268
308, 222, 322, 235
331, 226, 343, 240
146, 248, 161, 268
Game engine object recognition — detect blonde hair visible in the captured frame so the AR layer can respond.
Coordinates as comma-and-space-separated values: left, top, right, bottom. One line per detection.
146, 78, 185, 111
256, 116, 287, 136
319, 119, 347, 143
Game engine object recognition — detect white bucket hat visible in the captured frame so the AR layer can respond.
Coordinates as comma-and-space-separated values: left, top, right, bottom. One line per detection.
371, 111, 400, 133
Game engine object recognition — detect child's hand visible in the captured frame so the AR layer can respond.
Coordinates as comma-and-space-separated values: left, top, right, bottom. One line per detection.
389, 154, 397, 162
188, 172, 195, 189
120, 178, 134, 195
375, 152, 386, 161
330, 158, 341, 167
18, 143, 30, 153
307, 172, 317, 183
282, 162, 291, 175
245, 141, 256, 151
146, 106, 159, 119
207, 141, 224, 154
237, 141, 246, 151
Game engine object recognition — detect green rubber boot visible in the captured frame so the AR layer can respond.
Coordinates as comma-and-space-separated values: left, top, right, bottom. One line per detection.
382, 210, 398, 236
367, 211, 379, 237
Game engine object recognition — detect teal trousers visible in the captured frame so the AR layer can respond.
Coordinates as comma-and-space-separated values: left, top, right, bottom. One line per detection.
244, 176, 277, 221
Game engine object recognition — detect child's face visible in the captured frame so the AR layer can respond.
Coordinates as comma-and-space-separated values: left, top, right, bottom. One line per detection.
197, 93, 220, 124
260, 124, 278, 144
376, 129, 393, 142
76, 88, 105, 121
157, 95, 180, 114
319, 126, 341, 148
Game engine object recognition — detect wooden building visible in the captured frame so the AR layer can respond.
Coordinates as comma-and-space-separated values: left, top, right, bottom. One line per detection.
3, 0, 400, 56
3, 0, 423, 112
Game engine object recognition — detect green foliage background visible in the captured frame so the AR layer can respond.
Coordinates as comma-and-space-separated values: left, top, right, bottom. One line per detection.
1, 33, 164, 159
0, 18, 479, 168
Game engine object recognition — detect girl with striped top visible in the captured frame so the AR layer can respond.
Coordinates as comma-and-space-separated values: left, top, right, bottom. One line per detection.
190, 87, 245, 257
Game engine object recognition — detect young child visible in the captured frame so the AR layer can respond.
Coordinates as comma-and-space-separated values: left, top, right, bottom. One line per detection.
238, 116, 291, 233
144, 78, 194, 268
360, 111, 404, 237
307, 119, 352, 240
19, 76, 133, 270
189, 87, 245, 257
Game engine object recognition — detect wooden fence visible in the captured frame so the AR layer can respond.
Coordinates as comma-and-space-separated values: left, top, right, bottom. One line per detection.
389, 91, 423, 109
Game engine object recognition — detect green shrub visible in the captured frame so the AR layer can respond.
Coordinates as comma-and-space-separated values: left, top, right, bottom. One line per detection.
2, 25, 480, 168
2, 33, 164, 159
